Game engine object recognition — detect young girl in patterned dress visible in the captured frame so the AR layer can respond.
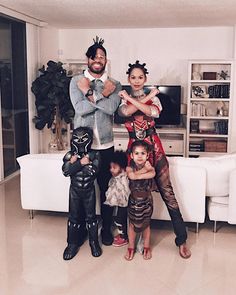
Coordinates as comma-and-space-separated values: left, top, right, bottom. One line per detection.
118, 61, 191, 259
125, 141, 156, 260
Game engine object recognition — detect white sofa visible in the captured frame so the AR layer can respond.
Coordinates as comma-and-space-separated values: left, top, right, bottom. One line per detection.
169, 154, 236, 232
17, 153, 101, 218
17, 154, 207, 231
17, 154, 70, 218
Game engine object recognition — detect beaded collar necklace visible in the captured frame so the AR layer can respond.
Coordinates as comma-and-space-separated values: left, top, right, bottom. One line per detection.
131, 89, 145, 99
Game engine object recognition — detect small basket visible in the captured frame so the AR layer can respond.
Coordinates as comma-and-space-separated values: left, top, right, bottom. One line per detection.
204, 140, 227, 152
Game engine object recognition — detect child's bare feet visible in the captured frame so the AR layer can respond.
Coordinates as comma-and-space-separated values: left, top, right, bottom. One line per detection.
125, 248, 135, 261
179, 243, 191, 259
143, 247, 152, 260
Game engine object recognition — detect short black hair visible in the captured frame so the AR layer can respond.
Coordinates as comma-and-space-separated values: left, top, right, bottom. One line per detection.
130, 140, 151, 153
86, 36, 107, 60
110, 150, 128, 169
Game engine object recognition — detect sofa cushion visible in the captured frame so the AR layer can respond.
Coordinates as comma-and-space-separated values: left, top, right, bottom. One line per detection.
209, 196, 229, 205
168, 156, 236, 197
214, 153, 236, 160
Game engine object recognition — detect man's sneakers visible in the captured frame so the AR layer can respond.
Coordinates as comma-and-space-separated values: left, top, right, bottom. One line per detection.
112, 234, 128, 247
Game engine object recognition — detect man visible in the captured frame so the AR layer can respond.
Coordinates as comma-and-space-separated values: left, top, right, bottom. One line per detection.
69, 37, 122, 247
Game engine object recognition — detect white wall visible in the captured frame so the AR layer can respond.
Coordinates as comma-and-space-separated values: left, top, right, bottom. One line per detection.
37, 26, 61, 152
26, 24, 60, 153
26, 23, 41, 153
25, 25, 60, 154
58, 27, 234, 100
39, 26, 60, 65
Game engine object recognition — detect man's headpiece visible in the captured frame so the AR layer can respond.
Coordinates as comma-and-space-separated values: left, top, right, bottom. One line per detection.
86, 36, 107, 60
126, 60, 149, 76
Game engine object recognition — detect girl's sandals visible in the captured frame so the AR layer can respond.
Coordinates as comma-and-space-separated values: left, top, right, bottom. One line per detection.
125, 248, 135, 261
143, 247, 152, 260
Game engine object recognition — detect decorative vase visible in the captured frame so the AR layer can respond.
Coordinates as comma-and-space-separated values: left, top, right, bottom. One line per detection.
48, 107, 68, 152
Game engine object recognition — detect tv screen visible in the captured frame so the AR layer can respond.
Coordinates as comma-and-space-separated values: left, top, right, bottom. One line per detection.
114, 85, 181, 126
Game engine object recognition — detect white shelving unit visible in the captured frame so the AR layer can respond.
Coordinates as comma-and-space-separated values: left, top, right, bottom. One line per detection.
187, 60, 233, 157
113, 125, 186, 157
157, 128, 186, 157
113, 125, 129, 151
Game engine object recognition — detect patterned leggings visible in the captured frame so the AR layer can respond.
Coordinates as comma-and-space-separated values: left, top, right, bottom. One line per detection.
154, 153, 187, 246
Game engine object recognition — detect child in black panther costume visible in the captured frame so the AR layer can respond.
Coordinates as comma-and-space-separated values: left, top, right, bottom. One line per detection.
62, 127, 102, 260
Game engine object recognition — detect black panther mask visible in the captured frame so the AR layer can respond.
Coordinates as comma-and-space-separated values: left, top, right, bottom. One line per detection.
71, 127, 93, 155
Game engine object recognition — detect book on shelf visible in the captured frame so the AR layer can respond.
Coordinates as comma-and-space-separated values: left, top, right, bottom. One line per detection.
189, 141, 204, 152
191, 103, 207, 117
190, 120, 199, 133
189, 148, 203, 152
214, 121, 228, 135
199, 129, 216, 134
208, 85, 230, 98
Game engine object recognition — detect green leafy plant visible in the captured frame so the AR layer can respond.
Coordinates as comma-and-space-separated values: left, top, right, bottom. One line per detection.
31, 60, 74, 150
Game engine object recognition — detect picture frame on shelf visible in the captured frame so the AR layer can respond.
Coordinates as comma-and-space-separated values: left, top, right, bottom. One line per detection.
203, 72, 217, 80
192, 85, 207, 98
63, 60, 87, 77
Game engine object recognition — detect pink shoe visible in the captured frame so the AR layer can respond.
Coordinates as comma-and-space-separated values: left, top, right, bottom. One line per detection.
112, 236, 128, 247
113, 234, 120, 242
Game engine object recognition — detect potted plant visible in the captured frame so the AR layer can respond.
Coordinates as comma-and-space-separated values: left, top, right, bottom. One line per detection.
31, 60, 74, 150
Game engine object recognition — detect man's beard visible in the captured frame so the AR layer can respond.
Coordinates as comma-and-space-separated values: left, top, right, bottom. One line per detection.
88, 62, 106, 75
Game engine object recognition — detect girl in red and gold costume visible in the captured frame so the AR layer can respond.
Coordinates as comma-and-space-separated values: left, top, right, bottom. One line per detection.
118, 61, 191, 259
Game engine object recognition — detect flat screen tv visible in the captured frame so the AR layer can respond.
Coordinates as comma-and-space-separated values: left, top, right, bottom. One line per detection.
114, 85, 181, 127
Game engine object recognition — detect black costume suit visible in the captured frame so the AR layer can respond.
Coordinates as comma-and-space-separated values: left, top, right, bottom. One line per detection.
62, 127, 102, 259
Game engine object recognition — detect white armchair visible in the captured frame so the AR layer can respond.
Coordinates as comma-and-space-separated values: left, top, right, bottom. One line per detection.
17, 154, 70, 218
228, 169, 236, 224
170, 154, 236, 232
207, 167, 236, 231
17, 153, 102, 218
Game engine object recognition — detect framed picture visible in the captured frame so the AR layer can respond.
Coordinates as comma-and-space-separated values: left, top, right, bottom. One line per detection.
63, 60, 87, 77
192, 85, 207, 98
62, 59, 111, 77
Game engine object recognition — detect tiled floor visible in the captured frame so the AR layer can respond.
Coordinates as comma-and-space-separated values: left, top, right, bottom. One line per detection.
1, 175, 236, 295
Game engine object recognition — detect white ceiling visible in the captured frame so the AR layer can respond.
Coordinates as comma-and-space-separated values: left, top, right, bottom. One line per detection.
1, 0, 236, 29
